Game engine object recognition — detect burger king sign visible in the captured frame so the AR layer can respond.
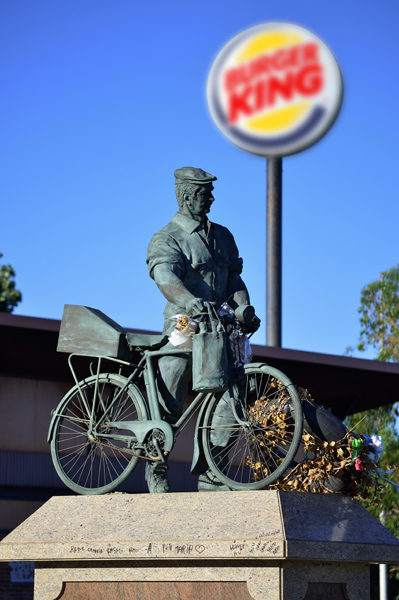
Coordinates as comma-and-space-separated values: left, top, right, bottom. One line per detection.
207, 23, 343, 157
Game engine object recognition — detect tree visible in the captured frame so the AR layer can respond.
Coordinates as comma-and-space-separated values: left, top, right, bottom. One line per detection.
0, 253, 22, 313
357, 264, 399, 362
346, 264, 399, 529
345, 404, 399, 599
346, 265, 399, 598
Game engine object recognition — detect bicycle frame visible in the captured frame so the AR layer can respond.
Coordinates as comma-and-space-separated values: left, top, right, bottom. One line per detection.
49, 347, 216, 461
48, 319, 256, 482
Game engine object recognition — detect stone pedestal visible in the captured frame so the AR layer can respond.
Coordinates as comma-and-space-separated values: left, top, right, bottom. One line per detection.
1, 491, 398, 600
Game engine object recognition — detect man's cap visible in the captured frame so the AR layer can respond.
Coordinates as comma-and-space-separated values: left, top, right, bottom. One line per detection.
174, 167, 217, 185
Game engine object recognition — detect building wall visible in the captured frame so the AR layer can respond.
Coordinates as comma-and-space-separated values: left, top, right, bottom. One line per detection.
0, 376, 70, 453
0, 560, 34, 600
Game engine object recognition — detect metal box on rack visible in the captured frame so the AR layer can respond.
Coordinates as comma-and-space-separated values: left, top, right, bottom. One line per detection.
57, 304, 133, 361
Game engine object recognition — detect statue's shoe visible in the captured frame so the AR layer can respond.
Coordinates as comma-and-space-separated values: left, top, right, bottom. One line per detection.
145, 461, 170, 494
197, 470, 231, 492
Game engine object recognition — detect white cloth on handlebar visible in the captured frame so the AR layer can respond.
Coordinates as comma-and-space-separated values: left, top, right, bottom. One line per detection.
168, 314, 199, 349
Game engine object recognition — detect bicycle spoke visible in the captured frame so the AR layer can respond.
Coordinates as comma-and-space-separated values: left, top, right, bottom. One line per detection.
58, 421, 87, 436
204, 366, 302, 489
74, 443, 98, 485
63, 441, 92, 475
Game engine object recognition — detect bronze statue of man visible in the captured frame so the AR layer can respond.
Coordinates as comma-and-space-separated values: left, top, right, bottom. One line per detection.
146, 167, 257, 493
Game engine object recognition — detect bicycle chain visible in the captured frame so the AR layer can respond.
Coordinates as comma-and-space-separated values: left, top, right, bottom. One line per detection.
87, 435, 161, 462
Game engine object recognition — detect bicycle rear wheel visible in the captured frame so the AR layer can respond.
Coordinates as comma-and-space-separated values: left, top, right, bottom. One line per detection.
51, 373, 147, 494
202, 364, 303, 490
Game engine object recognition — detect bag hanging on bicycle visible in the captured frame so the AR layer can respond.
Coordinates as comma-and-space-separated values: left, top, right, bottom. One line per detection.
192, 304, 229, 392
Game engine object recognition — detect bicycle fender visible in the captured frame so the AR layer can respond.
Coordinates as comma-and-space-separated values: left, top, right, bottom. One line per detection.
245, 361, 268, 369
190, 393, 214, 476
106, 420, 174, 453
46, 375, 149, 444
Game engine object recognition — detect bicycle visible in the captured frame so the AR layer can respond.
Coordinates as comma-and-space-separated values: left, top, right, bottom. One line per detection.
48, 305, 303, 495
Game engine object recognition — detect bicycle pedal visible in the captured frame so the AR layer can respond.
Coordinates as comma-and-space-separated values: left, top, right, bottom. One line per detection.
154, 461, 169, 472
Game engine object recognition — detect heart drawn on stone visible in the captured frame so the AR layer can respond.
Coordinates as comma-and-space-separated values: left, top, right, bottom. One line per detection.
195, 545, 205, 554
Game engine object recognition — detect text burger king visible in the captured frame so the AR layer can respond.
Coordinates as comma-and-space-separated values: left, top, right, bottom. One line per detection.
207, 23, 343, 157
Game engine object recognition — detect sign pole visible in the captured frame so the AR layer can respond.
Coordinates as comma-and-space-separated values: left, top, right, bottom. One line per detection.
266, 157, 282, 347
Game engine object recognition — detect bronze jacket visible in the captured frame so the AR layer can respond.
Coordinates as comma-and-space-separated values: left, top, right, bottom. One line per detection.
147, 212, 243, 334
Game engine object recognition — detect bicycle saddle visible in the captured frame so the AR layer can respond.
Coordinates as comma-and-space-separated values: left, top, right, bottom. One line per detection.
126, 331, 168, 351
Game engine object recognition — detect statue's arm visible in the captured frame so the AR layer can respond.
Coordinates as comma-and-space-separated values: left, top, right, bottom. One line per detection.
227, 272, 250, 309
223, 228, 250, 308
152, 264, 206, 315
226, 248, 260, 331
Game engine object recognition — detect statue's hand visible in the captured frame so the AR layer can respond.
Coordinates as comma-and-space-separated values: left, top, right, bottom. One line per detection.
242, 314, 261, 334
185, 297, 208, 317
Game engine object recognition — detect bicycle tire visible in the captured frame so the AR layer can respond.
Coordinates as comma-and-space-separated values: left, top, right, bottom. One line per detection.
202, 363, 303, 490
51, 373, 147, 494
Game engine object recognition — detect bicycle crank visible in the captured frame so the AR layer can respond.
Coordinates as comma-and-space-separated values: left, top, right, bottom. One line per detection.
105, 419, 174, 453
87, 434, 162, 462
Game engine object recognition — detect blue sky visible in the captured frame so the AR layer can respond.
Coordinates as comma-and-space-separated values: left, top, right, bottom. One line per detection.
1, 0, 398, 358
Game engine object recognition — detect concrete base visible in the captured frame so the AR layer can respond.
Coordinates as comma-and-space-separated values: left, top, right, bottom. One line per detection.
1, 490, 399, 600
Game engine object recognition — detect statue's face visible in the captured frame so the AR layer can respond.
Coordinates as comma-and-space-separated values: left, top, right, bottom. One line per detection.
185, 184, 214, 217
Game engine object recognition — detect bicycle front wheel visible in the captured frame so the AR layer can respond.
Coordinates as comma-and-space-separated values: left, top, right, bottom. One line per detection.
202, 364, 303, 490
51, 374, 147, 494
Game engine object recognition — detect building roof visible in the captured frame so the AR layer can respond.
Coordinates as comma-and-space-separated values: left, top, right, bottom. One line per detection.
1, 311, 398, 420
